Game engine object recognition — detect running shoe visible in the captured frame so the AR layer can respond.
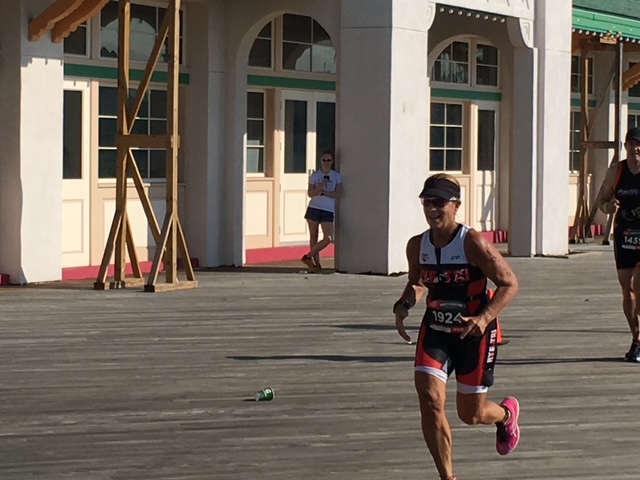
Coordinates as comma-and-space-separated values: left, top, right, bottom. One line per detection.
624, 342, 640, 362
496, 396, 520, 455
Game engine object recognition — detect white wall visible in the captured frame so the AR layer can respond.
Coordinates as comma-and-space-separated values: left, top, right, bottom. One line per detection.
0, 0, 63, 283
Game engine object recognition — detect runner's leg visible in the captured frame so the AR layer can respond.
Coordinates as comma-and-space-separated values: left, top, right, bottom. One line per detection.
414, 371, 453, 480
617, 268, 638, 340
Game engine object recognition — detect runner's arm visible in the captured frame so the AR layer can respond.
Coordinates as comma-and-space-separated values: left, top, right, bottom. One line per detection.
464, 230, 518, 326
394, 235, 426, 341
597, 163, 619, 214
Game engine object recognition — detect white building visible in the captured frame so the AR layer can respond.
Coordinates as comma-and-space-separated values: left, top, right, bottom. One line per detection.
0, 0, 636, 283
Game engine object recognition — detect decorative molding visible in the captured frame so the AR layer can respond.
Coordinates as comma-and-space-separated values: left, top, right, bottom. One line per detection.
507, 17, 534, 49
426, 1, 437, 30
442, 0, 533, 21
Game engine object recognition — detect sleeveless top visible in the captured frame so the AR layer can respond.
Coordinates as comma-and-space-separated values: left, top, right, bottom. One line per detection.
614, 160, 640, 249
419, 224, 490, 334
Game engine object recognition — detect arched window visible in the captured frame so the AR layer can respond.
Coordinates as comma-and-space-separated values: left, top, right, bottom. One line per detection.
249, 14, 336, 74
432, 39, 498, 87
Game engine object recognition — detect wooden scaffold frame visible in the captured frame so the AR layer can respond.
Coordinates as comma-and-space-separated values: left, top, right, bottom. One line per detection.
572, 33, 640, 245
94, 0, 196, 292
570, 38, 623, 245
29, 0, 197, 292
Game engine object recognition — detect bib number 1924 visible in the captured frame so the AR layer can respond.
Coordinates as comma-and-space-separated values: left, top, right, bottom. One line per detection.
431, 311, 463, 324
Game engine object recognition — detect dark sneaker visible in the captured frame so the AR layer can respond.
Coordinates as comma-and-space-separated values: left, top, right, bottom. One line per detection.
301, 255, 315, 270
496, 396, 520, 455
624, 342, 640, 362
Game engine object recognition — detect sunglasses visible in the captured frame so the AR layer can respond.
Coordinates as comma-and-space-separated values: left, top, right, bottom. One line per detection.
421, 197, 451, 208
321, 158, 333, 162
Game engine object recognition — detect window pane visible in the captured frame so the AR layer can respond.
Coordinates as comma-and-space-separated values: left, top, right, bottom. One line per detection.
133, 150, 149, 179
284, 100, 307, 174
477, 110, 496, 171
477, 45, 498, 66
247, 147, 264, 173
99, 150, 117, 178
131, 120, 148, 135
451, 64, 468, 84
149, 150, 166, 178
247, 92, 264, 119
432, 62, 445, 82
100, 1, 119, 58
431, 103, 445, 124
257, 23, 272, 39
64, 25, 87, 56
311, 44, 336, 73
476, 65, 498, 86
99, 86, 118, 116
316, 102, 336, 169
430, 150, 445, 171
150, 90, 166, 118
452, 42, 469, 62
249, 38, 272, 68
283, 14, 312, 43
99, 118, 117, 147
247, 120, 264, 146
446, 150, 462, 171
313, 20, 331, 44
150, 120, 166, 135
446, 127, 462, 148
63, 91, 83, 179
283, 42, 311, 71
430, 126, 445, 147
446, 104, 463, 125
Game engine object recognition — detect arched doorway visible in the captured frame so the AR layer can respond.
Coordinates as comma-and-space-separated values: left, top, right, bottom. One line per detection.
243, 14, 337, 257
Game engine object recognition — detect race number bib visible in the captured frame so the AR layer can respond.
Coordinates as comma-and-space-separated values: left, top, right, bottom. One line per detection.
622, 229, 640, 250
427, 298, 466, 332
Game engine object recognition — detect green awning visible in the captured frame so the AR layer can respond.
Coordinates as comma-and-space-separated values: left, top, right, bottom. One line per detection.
573, 7, 640, 41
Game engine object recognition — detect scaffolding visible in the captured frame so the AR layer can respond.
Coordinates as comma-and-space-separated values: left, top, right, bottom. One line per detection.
30, 0, 197, 292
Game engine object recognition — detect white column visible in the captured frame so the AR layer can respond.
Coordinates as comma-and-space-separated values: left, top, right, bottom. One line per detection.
535, 0, 572, 255
337, 0, 434, 274
509, 45, 538, 256
183, 0, 227, 267
0, 0, 63, 283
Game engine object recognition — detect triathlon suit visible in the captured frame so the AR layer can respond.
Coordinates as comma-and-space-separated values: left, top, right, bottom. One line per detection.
414, 224, 498, 394
613, 160, 640, 270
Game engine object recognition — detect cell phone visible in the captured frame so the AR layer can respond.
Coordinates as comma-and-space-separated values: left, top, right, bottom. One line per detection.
324, 175, 330, 180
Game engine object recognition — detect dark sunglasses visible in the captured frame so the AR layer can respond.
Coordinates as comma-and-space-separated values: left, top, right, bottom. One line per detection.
321, 158, 333, 162
421, 197, 451, 208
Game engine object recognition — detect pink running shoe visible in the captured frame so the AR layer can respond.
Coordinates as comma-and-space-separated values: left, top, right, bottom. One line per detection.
496, 396, 520, 455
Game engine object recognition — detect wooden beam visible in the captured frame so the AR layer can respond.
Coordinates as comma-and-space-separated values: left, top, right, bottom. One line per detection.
51, 0, 110, 43
580, 140, 617, 149
116, 134, 173, 149
623, 62, 640, 91
28, 0, 84, 41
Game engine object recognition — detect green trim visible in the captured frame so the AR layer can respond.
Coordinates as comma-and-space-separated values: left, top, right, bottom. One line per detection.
64, 63, 190, 85
629, 102, 640, 110
247, 74, 336, 91
431, 88, 502, 101
573, 7, 640, 40
570, 98, 598, 107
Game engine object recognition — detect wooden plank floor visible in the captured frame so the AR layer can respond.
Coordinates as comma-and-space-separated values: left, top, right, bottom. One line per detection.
1, 248, 638, 480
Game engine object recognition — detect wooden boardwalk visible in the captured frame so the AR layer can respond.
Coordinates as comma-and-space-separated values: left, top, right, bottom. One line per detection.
1, 248, 638, 480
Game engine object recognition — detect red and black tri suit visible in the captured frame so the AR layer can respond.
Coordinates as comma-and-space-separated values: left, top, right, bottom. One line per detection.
414, 224, 498, 394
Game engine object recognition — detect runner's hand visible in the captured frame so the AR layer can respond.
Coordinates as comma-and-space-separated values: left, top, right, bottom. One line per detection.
459, 315, 488, 339
395, 308, 411, 342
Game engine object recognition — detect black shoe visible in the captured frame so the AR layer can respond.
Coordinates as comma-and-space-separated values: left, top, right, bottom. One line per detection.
624, 342, 640, 362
